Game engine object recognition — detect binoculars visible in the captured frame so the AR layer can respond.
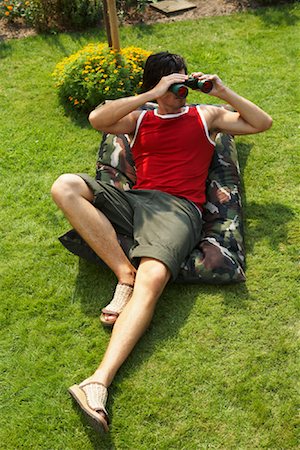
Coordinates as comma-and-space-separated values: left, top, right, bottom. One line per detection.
169, 77, 213, 98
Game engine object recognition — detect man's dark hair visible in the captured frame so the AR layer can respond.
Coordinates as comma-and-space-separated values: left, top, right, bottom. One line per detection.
141, 51, 187, 92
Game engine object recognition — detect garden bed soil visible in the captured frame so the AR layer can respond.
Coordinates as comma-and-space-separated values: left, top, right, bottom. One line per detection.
126, 0, 254, 25
0, 17, 36, 40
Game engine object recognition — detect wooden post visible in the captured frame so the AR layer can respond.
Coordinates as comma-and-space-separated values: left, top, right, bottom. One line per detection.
105, 0, 120, 51
102, 0, 112, 48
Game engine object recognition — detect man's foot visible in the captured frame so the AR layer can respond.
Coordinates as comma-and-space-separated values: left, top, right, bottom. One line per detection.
68, 380, 109, 433
100, 282, 134, 327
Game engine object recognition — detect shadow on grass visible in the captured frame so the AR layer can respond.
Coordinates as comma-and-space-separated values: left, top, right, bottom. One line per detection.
112, 280, 250, 376
121, 21, 156, 36
244, 200, 295, 253
252, 3, 299, 27
236, 141, 252, 215
38, 26, 107, 56
37, 21, 156, 54
37, 20, 156, 57
236, 141, 252, 178
235, 141, 295, 254
69, 398, 115, 449
219, 281, 250, 308
60, 100, 92, 129
0, 39, 12, 59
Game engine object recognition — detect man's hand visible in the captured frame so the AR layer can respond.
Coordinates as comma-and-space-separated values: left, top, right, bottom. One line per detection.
150, 73, 188, 98
191, 72, 226, 98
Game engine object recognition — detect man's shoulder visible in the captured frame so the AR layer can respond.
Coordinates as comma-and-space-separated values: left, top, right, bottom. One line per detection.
196, 104, 224, 122
195, 104, 219, 112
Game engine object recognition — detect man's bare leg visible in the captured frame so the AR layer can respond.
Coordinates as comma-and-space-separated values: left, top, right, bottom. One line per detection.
52, 175, 171, 384
51, 174, 136, 286
81, 257, 171, 387
68, 258, 170, 430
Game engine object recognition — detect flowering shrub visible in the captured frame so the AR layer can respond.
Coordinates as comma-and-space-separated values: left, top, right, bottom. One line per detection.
29, 0, 102, 31
52, 43, 151, 112
0, 0, 101, 30
0, 0, 34, 23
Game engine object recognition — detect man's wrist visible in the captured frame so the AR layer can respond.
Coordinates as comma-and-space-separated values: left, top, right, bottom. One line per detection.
214, 85, 232, 101
142, 88, 158, 102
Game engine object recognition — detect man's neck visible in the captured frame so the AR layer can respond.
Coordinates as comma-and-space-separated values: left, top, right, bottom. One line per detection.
157, 102, 186, 116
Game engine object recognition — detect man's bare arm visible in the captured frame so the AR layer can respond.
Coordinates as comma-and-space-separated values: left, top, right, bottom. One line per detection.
89, 93, 152, 135
193, 73, 273, 135
89, 73, 188, 135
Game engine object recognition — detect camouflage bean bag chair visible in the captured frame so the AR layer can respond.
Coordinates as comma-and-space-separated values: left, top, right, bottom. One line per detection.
59, 104, 246, 284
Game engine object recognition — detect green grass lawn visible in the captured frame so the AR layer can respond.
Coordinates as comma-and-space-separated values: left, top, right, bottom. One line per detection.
1, 3, 299, 449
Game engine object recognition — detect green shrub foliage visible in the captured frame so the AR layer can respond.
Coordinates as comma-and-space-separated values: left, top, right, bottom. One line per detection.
53, 43, 151, 112
30, 0, 102, 31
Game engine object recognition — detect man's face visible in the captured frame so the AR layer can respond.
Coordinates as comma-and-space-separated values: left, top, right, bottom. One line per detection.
159, 90, 187, 108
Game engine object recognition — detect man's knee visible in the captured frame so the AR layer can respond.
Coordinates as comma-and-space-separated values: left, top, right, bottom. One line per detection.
138, 258, 171, 291
51, 174, 92, 205
51, 174, 79, 204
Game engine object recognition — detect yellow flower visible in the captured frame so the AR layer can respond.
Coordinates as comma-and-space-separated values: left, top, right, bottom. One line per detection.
5, 11, 10, 15
7, 5, 13, 10
52, 44, 151, 111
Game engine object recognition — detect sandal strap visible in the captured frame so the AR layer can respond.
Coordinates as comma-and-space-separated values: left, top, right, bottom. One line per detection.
103, 283, 134, 315
79, 381, 108, 416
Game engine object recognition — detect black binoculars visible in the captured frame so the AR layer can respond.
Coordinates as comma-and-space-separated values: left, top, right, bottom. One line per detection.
169, 77, 213, 98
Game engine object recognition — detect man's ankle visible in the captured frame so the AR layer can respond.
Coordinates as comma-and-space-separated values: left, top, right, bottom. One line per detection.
93, 369, 112, 388
118, 269, 136, 287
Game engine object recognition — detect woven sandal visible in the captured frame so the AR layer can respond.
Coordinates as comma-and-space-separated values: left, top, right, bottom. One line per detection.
100, 282, 134, 327
68, 381, 109, 433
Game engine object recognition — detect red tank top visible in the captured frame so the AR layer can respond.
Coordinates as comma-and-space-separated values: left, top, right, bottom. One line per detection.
131, 105, 215, 209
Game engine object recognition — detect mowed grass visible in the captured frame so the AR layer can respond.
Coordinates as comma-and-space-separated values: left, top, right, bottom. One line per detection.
0, 3, 299, 449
